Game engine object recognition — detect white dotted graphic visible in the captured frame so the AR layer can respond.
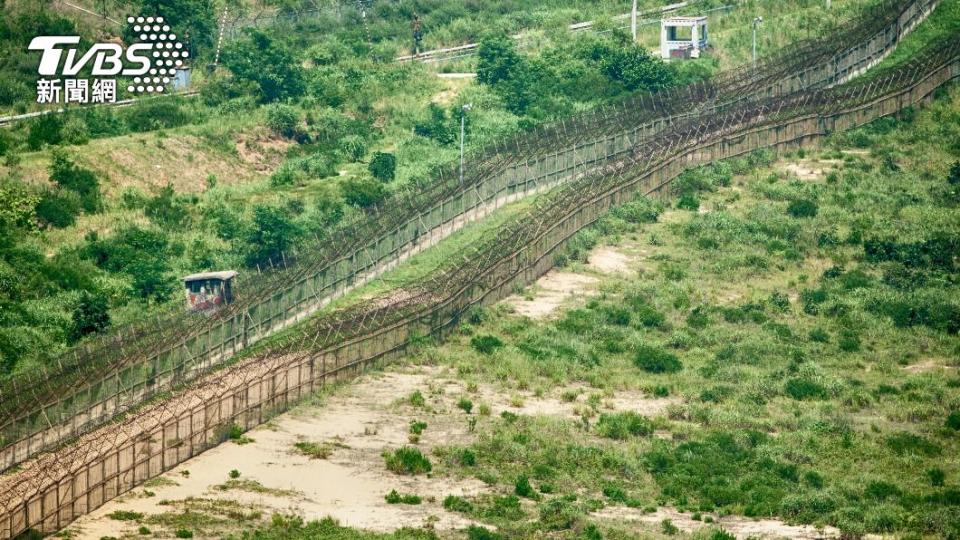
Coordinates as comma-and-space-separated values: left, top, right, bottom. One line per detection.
125, 15, 187, 94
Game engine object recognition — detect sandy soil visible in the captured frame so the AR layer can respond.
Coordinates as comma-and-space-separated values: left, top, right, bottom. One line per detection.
595, 506, 841, 539
66, 365, 486, 539
505, 271, 599, 319
589, 246, 633, 275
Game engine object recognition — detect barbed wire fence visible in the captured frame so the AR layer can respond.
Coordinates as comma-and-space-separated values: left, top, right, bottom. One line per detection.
0, 33, 956, 539
0, 0, 940, 474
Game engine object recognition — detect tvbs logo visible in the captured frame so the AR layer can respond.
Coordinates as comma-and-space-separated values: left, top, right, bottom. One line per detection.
29, 16, 188, 104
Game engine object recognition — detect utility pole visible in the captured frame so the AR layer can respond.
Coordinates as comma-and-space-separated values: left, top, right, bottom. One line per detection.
460, 103, 472, 186
752, 16, 763, 68
631, 0, 638, 42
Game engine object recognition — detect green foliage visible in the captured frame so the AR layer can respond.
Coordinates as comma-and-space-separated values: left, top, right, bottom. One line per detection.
125, 100, 191, 132
265, 104, 301, 138
229, 470, 240, 479
385, 489, 422, 504
368, 152, 397, 183
245, 204, 301, 268
595, 412, 654, 440
383, 447, 432, 475
514, 475, 537, 499
341, 177, 388, 208
443, 495, 473, 513
457, 398, 474, 414
787, 199, 818, 218
476, 35, 536, 115
409, 420, 427, 436
885, 432, 941, 457
145, 184, 188, 229
634, 344, 682, 374
408, 390, 425, 408
108, 510, 143, 521
677, 193, 700, 211
784, 378, 828, 400
222, 29, 305, 102
49, 149, 101, 213
414, 103, 456, 145
601, 45, 675, 91
85, 226, 174, 301
947, 411, 960, 431
174, 529, 193, 539
70, 291, 110, 344
470, 334, 503, 354
27, 115, 64, 150
35, 189, 81, 228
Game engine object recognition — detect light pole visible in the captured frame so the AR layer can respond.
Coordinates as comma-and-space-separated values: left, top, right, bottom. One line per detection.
752, 16, 763, 68
631, 0, 638, 42
460, 103, 472, 185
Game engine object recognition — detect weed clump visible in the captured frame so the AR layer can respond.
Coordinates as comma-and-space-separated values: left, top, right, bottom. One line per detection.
787, 199, 818, 218
634, 345, 682, 374
384, 447, 432, 475
384, 489, 422, 504
408, 390, 426, 408
514, 475, 538, 499
596, 412, 654, 440
946, 411, 960, 431
293, 441, 333, 459
108, 510, 143, 521
471, 334, 504, 355
443, 495, 474, 513
458, 398, 474, 414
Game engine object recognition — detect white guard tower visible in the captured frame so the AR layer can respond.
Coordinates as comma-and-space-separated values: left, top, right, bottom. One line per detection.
660, 16, 708, 60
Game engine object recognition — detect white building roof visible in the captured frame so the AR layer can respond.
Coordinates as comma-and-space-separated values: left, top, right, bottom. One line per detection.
183, 270, 238, 282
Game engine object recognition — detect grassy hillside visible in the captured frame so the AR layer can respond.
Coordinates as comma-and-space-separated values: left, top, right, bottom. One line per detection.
0, 0, 892, 376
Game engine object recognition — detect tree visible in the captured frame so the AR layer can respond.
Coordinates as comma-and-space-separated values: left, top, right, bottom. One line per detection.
35, 189, 82, 228
245, 204, 300, 268
134, 0, 216, 54
49, 149, 101, 213
368, 152, 396, 182
222, 29, 305, 102
602, 46, 675, 91
70, 291, 110, 343
145, 184, 188, 229
414, 104, 456, 145
476, 35, 537, 115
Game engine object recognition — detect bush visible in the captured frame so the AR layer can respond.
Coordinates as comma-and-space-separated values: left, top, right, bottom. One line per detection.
458, 398, 474, 414
514, 475, 537, 498
408, 390, 425, 407
634, 344, 682, 373
49, 150, 101, 212
229, 469, 240, 479
265, 104, 300, 137
885, 432, 941, 457
596, 412, 654, 439
413, 103, 456, 145
945, 411, 960, 431
383, 447, 432, 475
341, 177, 387, 208
466, 526, 504, 540
928, 468, 946, 487
125, 100, 191, 132
385, 489, 422, 504
784, 378, 828, 400
602, 45, 675, 91
35, 189, 81, 228
245, 204, 301, 268
175, 529, 193, 539
70, 291, 110, 343
339, 135, 367, 162
368, 152, 396, 182
470, 334, 504, 354
677, 193, 699, 210
144, 184, 188, 229
612, 198, 661, 224
222, 29, 305, 102
787, 199, 818, 218
443, 495, 474, 513
27, 114, 64, 150
108, 510, 143, 521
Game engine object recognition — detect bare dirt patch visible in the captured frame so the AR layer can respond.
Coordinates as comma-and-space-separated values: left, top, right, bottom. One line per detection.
589, 246, 633, 275
595, 506, 840, 539
505, 271, 599, 319
65, 365, 488, 540
901, 357, 958, 373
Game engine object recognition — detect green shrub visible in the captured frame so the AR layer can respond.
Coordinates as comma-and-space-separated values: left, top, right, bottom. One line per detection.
414, 103, 456, 145
408, 390, 425, 407
947, 411, 960, 431
174, 529, 193, 539
409, 420, 427, 435
222, 29, 305, 102
35, 189, 81, 228
928, 468, 946, 487
339, 135, 367, 162
784, 378, 828, 400
107, 510, 143, 521
368, 152, 396, 182
70, 291, 110, 343
265, 103, 300, 137
809, 328, 830, 343
458, 398, 474, 414
514, 475, 537, 499
601, 44, 675, 91
383, 447, 432, 475
27, 114, 64, 149
138, 526, 151, 535
49, 149, 101, 212
612, 198, 661, 224
229, 469, 240, 479
385, 489, 422, 504
444, 495, 474, 513
125, 100, 191, 132
885, 432, 941, 457
466, 526, 504, 540
470, 334, 503, 354
341, 177, 387, 208
538, 497, 582, 531
596, 412, 654, 439
634, 345, 682, 373
787, 199, 818, 218
677, 193, 699, 211
661, 519, 679, 535
144, 184, 188, 229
